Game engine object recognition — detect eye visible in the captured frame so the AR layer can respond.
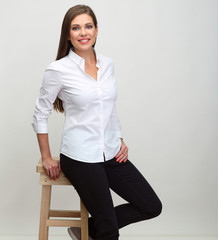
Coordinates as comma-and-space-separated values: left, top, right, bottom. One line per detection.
72, 26, 79, 31
86, 25, 93, 29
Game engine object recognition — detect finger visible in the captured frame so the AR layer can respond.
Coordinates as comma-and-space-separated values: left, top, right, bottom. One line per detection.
116, 146, 126, 158
55, 161, 61, 177
116, 153, 126, 162
116, 147, 128, 161
49, 168, 54, 180
55, 166, 60, 178
124, 157, 128, 162
116, 152, 128, 162
52, 167, 57, 180
118, 155, 128, 163
45, 168, 50, 177
121, 153, 128, 162
58, 161, 61, 171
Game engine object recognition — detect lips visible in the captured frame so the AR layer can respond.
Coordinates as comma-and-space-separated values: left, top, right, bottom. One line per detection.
78, 38, 90, 44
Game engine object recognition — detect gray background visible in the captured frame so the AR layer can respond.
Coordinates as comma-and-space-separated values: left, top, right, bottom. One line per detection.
0, 0, 217, 238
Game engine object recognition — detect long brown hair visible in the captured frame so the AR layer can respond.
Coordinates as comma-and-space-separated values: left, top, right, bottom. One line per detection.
53, 5, 98, 112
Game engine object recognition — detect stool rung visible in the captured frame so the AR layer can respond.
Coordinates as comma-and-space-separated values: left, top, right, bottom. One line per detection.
49, 210, 81, 218
47, 219, 81, 227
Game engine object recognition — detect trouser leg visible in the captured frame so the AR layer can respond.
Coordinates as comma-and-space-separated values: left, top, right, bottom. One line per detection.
105, 157, 162, 228
60, 154, 119, 240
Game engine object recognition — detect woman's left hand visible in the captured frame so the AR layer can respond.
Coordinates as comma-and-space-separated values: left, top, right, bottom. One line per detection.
115, 139, 128, 163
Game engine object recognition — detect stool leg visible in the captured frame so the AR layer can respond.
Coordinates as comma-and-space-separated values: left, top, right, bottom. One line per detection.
80, 200, 89, 240
39, 185, 52, 240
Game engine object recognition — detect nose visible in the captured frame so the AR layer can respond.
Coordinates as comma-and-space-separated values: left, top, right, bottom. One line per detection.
80, 27, 87, 36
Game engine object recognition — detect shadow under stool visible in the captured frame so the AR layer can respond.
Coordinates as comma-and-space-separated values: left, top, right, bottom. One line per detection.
36, 158, 89, 240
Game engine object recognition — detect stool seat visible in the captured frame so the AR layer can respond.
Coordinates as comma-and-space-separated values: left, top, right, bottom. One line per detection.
36, 157, 71, 185
36, 158, 88, 240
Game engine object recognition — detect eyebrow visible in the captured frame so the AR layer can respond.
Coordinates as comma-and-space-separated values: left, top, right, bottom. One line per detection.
71, 22, 93, 27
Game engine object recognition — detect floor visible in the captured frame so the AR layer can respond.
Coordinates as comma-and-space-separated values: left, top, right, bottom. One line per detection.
0, 236, 217, 240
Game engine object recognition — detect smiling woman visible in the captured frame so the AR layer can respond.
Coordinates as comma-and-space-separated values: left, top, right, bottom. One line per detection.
32, 4, 162, 240
69, 14, 98, 54
68, 14, 99, 81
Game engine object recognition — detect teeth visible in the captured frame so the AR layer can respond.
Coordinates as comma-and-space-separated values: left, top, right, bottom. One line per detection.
79, 39, 89, 42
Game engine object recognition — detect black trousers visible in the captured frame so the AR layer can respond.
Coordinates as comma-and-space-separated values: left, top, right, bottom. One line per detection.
60, 154, 162, 240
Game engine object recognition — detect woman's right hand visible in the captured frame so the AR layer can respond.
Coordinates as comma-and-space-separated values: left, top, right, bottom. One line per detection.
42, 156, 61, 180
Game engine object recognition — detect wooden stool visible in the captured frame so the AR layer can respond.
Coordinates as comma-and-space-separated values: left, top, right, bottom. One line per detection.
36, 158, 89, 240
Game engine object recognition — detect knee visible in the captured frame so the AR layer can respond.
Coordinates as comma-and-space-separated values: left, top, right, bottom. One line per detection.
152, 199, 162, 217
141, 199, 162, 219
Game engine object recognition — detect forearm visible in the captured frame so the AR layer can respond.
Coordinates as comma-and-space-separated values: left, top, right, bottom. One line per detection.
37, 133, 52, 161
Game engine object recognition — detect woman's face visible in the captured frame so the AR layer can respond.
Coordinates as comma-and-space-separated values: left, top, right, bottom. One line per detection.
69, 13, 98, 53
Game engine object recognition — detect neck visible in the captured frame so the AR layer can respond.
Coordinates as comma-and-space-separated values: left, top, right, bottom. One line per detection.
74, 48, 96, 65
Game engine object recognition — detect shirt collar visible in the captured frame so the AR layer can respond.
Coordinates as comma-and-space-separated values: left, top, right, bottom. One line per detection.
68, 48, 100, 70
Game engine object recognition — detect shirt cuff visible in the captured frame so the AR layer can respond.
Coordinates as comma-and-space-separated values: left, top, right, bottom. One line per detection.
31, 123, 48, 134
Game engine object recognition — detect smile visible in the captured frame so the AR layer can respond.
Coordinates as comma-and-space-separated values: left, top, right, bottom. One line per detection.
78, 38, 90, 44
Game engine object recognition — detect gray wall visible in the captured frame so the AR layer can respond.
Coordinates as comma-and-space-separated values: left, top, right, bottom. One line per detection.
0, 0, 217, 237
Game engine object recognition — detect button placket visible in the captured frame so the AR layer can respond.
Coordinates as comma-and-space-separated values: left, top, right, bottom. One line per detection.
97, 81, 104, 154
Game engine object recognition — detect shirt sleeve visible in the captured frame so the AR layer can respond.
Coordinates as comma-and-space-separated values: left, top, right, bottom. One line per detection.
32, 65, 62, 133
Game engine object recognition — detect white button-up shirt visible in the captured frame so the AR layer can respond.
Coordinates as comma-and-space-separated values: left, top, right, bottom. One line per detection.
32, 49, 122, 163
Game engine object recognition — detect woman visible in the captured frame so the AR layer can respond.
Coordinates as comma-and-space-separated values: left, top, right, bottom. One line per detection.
32, 5, 162, 240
